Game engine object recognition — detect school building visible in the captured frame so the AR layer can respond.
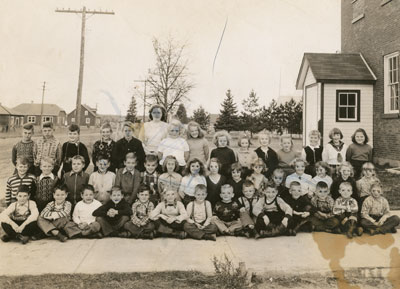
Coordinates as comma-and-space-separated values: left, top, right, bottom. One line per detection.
297, 0, 400, 167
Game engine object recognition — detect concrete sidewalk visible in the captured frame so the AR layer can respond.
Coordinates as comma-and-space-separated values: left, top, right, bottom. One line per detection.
0, 231, 399, 277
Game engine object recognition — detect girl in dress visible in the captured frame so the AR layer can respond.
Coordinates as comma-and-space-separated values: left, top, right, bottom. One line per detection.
158, 155, 182, 200
206, 158, 226, 208
210, 130, 236, 178
186, 121, 209, 166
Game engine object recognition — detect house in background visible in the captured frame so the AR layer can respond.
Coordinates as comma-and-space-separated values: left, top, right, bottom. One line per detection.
67, 104, 101, 127
296, 53, 376, 146
0, 103, 24, 131
341, 0, 400, 166
12, 102, 66, 126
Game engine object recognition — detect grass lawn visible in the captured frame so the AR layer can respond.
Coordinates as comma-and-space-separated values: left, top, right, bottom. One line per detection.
376, 167, 400, 210
0, 272, 394, 289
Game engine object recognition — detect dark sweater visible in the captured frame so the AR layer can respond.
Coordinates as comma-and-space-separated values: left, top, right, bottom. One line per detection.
113, 137, 146, 172
92, 199, 132, 224
330, 176, 358, 201
214, 200, 240, 222
254, 147, 279, 177
210, 147, 236, 177
281, 194, 316, 215
63, 171, 90, 206
61, 142, 90, 173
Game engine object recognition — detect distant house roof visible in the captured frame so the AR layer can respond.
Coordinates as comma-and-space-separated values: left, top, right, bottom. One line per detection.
13, 103, 65, 116
0, 104, 24, 116
68, 104, 97, 117
296, 53, 377, 89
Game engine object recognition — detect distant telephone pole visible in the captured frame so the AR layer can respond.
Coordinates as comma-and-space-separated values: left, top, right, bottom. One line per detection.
134, 79, 148, 122
55, 7, 114, 125
40, 81, 46, 126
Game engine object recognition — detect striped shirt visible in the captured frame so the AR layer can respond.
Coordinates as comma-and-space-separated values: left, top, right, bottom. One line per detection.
33, 136, 62, 167
40, 200, 72, 220
5, 173, 36, 206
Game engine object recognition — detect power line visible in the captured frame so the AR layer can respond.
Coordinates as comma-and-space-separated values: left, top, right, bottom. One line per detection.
55, 6, 114, 125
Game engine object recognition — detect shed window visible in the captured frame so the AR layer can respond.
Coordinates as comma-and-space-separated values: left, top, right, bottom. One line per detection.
336, 90, 360, 122
384, 52, 399, 113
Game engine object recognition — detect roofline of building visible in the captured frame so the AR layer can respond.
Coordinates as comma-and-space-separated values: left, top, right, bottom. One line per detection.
359, 53, 378, 80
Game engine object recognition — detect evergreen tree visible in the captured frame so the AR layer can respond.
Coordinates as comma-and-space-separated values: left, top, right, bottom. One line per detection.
241, 89, 260, 136
214, 89, 240, 132
175, 103, 189, 124
126, 95, 138, 123
192, 106, 210, 130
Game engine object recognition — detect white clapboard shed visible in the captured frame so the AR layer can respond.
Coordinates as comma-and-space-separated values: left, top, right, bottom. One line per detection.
296, 53, 377, 146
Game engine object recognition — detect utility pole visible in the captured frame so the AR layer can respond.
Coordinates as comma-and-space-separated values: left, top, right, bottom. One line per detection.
55, 7, 114, 125
40, 81, 46, 126
134, 79, 148, 122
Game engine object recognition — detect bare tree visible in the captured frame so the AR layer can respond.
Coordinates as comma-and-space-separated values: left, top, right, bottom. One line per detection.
146, 37, 195, 116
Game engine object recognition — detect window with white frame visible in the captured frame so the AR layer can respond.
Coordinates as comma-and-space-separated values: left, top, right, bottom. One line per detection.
42, 116, 53, 123
336, 90, 360, 122
84, 110, 88, 116
384, 52, 399, 113
71, 118, 75, 123
86, 118, 90, 124
27, 116, 36, 123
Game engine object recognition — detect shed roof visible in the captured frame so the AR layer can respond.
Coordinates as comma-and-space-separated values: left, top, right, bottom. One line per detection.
12, 103, 65, 116
0, 104, 24, 116
296, 53, 377, 89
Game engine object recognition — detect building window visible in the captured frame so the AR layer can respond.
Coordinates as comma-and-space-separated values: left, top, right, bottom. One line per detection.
42, 116, 53, 123
71, 118, 75, 123
27, 116, 36, 123
86, 118, 90, 124
351, 0, 365, 24
84, 110, 88, 116
336, 90, 360, 122
384, 52, 399, 114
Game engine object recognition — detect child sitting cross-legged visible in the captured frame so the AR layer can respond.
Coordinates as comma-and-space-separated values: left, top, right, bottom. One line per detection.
282, 181, 314, 236
150, 190, 188, 239
237, 180, 259, 238
183, 184, 218, 241
37, 185, 81, 242
123, 184, 156, 239
360, 182, 400, 235
253, 182, 292, 238
310, 181, 339, 233
92, 186, 132, 237
333, 182, 363, 238
211, 183, 243, 236
0, 185, 40, 244
72, 185, 102, 238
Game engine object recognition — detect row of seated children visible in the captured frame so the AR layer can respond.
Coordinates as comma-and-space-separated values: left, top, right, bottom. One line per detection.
2, 168, 398, 244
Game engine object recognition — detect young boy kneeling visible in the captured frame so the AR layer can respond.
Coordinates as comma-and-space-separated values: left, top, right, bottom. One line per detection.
150, 190, 187, 239
92, 187, 132, 237
253, 182, 292, 238
361, 182, 400, 235
184, 184, 218, 241
1, 185, 40, 244
123, 184, 156, 239
211, 184, 243, 236
37, 185, 81, 242
72, 185, 102, 238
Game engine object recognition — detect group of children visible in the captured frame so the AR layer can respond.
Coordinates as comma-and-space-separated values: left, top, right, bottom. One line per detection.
1, 121, 399, 244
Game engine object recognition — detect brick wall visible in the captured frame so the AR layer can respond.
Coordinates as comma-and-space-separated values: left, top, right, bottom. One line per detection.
342, 0, 400, 166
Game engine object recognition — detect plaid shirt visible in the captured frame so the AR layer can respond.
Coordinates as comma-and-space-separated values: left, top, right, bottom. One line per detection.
311, 195, 334, 217
33, 136, 62, 167
333, 197, 358, 215
130, 199, 155, 226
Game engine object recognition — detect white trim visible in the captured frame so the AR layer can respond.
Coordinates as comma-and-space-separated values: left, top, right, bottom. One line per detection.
384, 51, 400, 114
85, 117, 90, 124
359, 53, 377, 80
352, 13, 365, 24
337, 91, 358, 121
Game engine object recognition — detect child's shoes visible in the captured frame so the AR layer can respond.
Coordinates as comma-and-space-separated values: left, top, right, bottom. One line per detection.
1, 234, 11, 242
16, 234, 29, 245
57, 232, 68, 242
203, 233, 217, 241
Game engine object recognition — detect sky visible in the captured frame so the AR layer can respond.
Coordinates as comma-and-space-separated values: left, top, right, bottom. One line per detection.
0, 0, 340, 116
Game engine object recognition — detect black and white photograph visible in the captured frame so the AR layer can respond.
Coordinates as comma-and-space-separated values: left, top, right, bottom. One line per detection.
0, 0, 399, 288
